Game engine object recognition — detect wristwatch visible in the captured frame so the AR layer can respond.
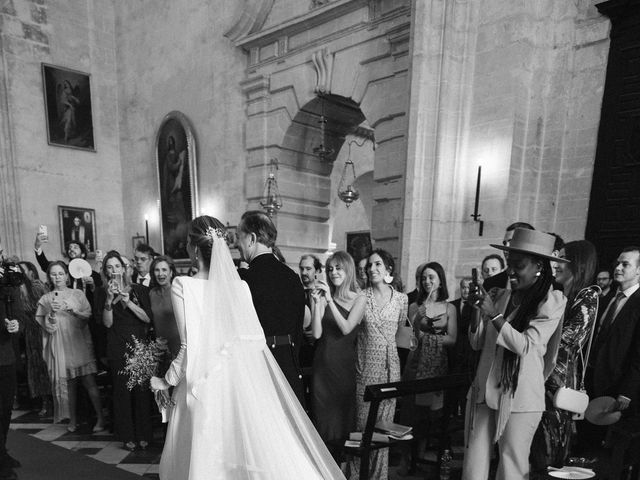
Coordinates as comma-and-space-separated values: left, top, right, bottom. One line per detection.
104, 303, 113, 311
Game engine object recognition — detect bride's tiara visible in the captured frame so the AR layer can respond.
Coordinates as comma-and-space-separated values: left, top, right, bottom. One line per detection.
205, 226, 227, 241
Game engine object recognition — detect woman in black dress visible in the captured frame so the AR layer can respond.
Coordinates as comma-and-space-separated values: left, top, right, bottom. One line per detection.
95, 251, 153, 451
310, 251, 366, 442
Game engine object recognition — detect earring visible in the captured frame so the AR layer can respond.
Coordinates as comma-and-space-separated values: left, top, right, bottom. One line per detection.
535, 271, 541, 277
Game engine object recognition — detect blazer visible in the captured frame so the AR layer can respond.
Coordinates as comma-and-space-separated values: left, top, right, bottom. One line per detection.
593, 287, 640, 401
239, 253, 305, 340
469, 287, 566, 413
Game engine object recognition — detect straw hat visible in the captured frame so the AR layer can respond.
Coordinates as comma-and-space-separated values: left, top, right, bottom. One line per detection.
490, 228, 570, 263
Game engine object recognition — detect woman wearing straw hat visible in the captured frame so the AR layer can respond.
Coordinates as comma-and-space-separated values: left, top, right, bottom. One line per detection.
461, 229, 568, 480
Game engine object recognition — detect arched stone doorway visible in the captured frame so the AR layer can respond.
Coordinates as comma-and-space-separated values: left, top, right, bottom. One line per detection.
236, 2, 411, 265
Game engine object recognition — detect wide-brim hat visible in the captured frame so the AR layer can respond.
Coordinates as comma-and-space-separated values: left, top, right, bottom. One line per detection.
490, 228, 570, 263
585, 396, 622, 426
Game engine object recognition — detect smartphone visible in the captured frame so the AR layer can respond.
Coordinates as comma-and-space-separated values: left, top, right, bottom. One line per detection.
38, 225, 48, 242
112, 272, 123, 292
471, 267, 479, 285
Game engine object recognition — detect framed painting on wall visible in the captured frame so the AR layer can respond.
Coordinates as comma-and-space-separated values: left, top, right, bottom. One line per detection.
42, 64, 95, 151
132, 235, 146, 254
155, 111, 198, 260
346, 231, 372, 262
58, 206, 97, 257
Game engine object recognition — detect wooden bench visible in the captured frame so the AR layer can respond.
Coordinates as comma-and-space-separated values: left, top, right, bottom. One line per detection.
332, 373, 470, 480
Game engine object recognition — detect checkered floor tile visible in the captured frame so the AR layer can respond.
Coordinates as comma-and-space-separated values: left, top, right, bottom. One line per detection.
10, 410, 161, 478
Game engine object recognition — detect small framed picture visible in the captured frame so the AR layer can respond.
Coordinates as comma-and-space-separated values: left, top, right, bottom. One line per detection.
132, 235, 146, 254
58, 206, 97, 257
346, 231, 372, 262
42, 64, 95, 151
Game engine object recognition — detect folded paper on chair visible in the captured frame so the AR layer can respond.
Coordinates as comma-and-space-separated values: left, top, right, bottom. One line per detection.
553, 387, 589, 415
375, 420, 413, 437
349, 432, 390, 443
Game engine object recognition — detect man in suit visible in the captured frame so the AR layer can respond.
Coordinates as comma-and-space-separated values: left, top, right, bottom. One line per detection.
236, 211, 306, 406
131, 244, 155, 287
577, 247, 640, 456
34, 231, 102, 298
483, 221, 535, 291
590, 246, 640, 409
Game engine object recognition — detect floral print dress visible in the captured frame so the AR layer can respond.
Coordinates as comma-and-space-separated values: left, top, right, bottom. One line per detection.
350, 286, 408, 480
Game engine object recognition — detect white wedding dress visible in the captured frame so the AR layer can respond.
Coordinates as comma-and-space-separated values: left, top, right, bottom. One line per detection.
159, 235, 345, 479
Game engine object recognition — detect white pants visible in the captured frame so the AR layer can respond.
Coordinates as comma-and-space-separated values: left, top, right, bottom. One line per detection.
461, 403, 542, 480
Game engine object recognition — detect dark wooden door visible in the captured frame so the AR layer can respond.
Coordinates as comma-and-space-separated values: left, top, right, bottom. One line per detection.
586, 0, 640, 268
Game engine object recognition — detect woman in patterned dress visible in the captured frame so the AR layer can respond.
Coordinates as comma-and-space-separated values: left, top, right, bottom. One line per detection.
398, 262, 457, 473
350, 249, 408, 480
530, 240, 599, 468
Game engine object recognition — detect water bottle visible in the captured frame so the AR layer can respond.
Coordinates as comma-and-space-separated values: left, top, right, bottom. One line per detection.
440, 449, 452, 480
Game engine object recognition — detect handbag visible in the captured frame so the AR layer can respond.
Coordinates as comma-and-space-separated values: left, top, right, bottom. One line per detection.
552, 288, 600, 417
395, 314, 418, 351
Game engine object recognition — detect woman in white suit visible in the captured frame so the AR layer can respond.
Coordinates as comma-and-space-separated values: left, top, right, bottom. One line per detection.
462, 229, 568, 480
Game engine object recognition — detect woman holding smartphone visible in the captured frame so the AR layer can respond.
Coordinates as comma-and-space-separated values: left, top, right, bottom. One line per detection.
35, 261, 105, 432
462, 229, 567, 480
95, 251, 153, 451
310, 251, 365, 443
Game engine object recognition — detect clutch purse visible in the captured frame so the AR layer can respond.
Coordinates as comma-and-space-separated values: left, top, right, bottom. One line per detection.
553, 387, 589, 415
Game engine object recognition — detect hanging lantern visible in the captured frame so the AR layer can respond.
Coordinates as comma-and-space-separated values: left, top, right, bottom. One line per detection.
312, 94, 334, 161
337, 159, 360, 207
259, 159, 282, 217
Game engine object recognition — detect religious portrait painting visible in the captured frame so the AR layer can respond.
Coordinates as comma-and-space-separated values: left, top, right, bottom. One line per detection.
346, 231, 373, 262
58, 206, 97, 256
156, 111, 198, 260
42, 64, 95, 151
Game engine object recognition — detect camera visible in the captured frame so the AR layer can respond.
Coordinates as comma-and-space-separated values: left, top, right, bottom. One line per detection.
0, 261, 25, 288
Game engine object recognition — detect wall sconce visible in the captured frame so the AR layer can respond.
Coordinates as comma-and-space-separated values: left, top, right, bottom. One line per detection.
337, 138, 369, 208
312, 94, 334, 162
259, 159, 282, 217
471, 165, 484, 236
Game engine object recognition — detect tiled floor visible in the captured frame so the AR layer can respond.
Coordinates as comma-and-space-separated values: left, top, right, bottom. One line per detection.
10, 408, 464, 479
10, 410, 162, 478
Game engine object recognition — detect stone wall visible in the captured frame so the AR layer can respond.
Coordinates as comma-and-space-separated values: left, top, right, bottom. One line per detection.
0, 0, 123, 265
113, 0, 247, 256
402, 0, 610, 294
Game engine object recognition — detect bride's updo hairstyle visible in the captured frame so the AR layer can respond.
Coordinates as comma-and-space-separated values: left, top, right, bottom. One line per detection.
188, 215, 226, 266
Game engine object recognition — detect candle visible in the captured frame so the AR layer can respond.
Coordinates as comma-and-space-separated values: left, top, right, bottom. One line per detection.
472, 165, 481, 220
144, 214, 149, 244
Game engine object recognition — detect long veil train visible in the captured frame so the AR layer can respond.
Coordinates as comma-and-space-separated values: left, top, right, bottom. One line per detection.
182, 230, 345, 479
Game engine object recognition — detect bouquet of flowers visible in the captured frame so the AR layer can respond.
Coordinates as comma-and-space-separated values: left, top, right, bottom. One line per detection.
120, 335, 169, 390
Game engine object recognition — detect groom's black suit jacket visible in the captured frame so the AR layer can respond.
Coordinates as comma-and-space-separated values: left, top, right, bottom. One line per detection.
592, 287, 640, 404
239, 253, 306, 404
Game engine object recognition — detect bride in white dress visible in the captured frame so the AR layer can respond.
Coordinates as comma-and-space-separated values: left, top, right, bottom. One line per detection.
151, 215, 345, 479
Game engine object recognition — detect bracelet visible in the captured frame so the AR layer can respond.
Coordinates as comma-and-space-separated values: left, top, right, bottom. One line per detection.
104, 303, 113, 311
490, 313, 503, 323
326, 298, 334, 305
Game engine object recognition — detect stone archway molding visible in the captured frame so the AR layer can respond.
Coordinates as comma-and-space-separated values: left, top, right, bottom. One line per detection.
224, 0, 274, 43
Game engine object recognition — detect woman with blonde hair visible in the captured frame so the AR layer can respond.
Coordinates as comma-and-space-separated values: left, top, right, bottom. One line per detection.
311, 250, 365, 442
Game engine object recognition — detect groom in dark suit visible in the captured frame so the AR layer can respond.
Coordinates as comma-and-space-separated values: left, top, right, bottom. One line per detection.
236, 211, 306, 406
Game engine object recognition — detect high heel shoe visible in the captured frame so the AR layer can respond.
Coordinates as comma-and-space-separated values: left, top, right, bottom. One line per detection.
138, 441, 149, 450
92, 422, 105, 433
124, 441, 137, 452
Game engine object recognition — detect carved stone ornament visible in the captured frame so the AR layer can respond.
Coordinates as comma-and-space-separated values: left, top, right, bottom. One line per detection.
312, 48, 333, 94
